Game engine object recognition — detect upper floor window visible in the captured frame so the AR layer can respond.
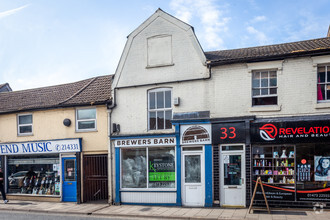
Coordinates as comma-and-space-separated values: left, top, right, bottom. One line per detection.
317, 64, 330, 101
18, 114, 33, 135
252, 70, 277, 106
147, 35, 173, 67
148, 88, 172, 130
76, 108, 96, 131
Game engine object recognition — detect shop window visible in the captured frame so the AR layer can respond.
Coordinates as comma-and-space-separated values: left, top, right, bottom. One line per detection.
7, 155, 60, 196
252, 144, 330, 202
76, 108, 96, 131
148, 88, 172, 130
296, 144, 330, 197
148, 148, 175, 188
252, 70, 277, 106
121, 147, 175, 189
17, 114, 33, 135
121, 148, 147, 188
317, 64, 330, 101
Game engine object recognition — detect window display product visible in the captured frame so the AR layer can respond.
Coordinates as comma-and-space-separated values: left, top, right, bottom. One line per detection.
7, 155, 60, 196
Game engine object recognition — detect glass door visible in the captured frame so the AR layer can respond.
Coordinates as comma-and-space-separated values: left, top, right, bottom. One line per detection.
220, 145, 245, 207
62, 157, 77, 202
182, 150, 204, 207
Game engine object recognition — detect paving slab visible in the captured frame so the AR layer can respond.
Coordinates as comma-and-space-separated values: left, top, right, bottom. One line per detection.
194, 208, 213, 217
206, 208, 224, 218
171, 208, 191, 217
0, 200, 330, 220
182, 208, 202, 217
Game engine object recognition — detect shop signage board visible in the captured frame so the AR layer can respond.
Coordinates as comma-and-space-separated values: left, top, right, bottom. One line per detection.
180, 124, 211, 145
254, 183, 295, 201
212, 122, 246, 144
114, 137, 176, 147
251, 120, 330, 143
0, 138, 81, 155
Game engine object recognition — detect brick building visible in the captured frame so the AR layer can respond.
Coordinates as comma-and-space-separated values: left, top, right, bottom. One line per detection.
110, 9, 330, 208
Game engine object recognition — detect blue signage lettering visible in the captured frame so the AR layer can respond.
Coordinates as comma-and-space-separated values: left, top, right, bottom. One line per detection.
22, 143, 30, 153
45, 142, 52, 152
22, 142, 53, 153
0, 139, 80, 155
1, 144, 19, 154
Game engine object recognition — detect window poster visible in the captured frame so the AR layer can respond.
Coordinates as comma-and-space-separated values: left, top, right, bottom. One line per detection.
297, 164, 311, 182
148, 152, 175, 188
315, 156, 330, 181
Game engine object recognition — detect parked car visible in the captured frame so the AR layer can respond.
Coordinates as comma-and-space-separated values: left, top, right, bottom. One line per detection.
8, 171, 28, 187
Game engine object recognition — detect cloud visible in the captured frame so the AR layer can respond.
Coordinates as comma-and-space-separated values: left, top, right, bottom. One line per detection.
0, 4, 29, 19
170, 0, 230, 50
251, 16, 266, 23
246, 26, 270, 45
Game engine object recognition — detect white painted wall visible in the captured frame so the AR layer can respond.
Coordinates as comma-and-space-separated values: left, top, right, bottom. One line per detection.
111, 9, 330, 136
112, 55, 330, 135
113, 10, 208, 89
210, 55, 330, 118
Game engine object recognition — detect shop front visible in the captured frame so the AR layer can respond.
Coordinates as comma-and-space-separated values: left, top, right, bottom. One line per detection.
0, 138, 81, 202
211, 119, 252, 207
251, 116, 330, 207
179, 123, 213, 207
114, 135, 177, 205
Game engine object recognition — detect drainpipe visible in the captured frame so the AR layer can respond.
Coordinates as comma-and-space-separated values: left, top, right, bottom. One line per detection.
107, 108, 113, 204
107, 87, 117, 205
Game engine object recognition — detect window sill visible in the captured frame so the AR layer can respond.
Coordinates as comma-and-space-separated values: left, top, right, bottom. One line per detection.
17, 133, 33, 137
75, 129, 98, 133
146, 63, 174, 69
147, 128, 174, 133
249, 105, 281, 112
315, 102, 330, 109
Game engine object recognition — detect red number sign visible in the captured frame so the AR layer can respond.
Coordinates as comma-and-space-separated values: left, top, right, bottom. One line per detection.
220, 127, 236, 139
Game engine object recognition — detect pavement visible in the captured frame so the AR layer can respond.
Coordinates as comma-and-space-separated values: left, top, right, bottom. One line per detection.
0, 200, 329, 220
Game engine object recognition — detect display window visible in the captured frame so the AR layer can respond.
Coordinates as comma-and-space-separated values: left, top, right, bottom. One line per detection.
296, 143, 330, 202
252, 144, 330, 202
121, 147, 175, 189
7, 154, 61, 196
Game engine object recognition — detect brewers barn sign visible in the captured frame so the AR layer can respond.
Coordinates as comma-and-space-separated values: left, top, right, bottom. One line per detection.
180, 124, 212, 145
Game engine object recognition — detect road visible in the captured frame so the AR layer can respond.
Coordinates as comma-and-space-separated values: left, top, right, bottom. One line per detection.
0, 211, 159, 220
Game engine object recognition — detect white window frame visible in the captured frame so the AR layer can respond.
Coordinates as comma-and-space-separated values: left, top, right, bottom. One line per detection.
252, 69, 278, 106
317, 64, 330, 102
148, 88, 172, 130
75, 107, 97, 132
17, 113, 33, 136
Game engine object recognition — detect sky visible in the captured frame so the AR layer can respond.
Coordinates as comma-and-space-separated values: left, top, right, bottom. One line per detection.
0, 0, 329, 91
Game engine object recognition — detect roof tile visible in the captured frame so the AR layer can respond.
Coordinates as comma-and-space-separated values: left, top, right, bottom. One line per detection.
0, 75, 112, 114
205, 37, 330, 65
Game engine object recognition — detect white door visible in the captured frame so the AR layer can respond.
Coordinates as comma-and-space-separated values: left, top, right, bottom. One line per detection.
182, 150, 204, 206
220, 145, 245, 207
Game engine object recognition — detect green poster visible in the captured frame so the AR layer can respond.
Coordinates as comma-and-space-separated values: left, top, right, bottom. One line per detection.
149, 172, 175, 182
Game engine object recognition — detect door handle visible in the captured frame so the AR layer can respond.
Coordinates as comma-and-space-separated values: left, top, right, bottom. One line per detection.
228, 186, 237, 188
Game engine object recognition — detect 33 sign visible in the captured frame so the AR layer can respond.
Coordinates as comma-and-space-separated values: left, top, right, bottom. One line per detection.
212, 122, 246, 144
220, 127, 237, 139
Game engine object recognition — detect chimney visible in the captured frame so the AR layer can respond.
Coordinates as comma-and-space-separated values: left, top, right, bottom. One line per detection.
328, 25, 330, 37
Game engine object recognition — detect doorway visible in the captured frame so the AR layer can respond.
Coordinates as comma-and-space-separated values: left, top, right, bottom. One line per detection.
83, 154, 108, 202
220, 144, 245, 207
182, 146, 205, 207
62, 157, 77, 202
